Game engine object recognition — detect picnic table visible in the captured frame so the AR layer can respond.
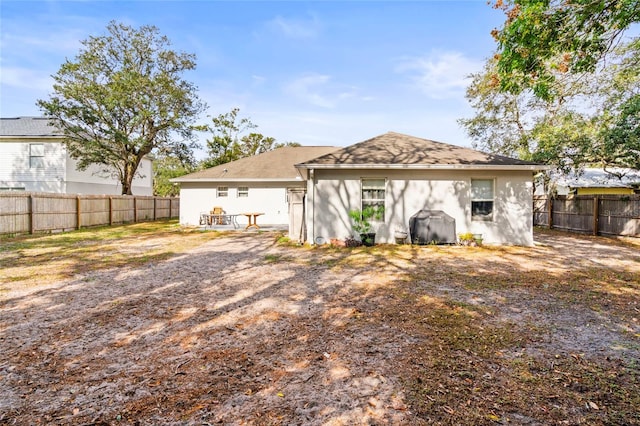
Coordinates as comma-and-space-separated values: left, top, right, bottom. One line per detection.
240, 212, 264, 230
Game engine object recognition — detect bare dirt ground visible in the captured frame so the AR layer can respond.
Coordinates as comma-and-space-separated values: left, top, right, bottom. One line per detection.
1, 228, 639, 425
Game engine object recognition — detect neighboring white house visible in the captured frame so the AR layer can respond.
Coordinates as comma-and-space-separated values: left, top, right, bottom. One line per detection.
171, 146, 338, 232
296, 132, 548, 246
0, 117, 153, 195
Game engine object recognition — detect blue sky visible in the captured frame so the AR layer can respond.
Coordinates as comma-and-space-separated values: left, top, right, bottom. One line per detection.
0, 1, 505, 156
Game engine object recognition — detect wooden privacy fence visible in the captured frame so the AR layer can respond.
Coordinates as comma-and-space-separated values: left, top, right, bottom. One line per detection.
0, 192, 179, 236
533, 195, 640, 237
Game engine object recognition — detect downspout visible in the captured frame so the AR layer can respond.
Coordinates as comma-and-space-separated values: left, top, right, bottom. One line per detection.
309, 168, 315, 244
299, 193, 306, 243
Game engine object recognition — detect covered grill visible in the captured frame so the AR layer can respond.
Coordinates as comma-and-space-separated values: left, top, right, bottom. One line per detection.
409, 210, 456, 244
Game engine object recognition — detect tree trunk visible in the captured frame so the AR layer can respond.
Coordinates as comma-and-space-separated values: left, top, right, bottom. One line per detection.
121, 156, 144, 195
121, 164, 134, 195
121, 178, 133, 195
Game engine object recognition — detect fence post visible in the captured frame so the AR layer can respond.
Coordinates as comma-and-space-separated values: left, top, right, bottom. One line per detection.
134, 197, 138, 223
76, 195, 82, 230
153, 197, 157, 221
593, 195, 599, 236
547, 197, 553, 229
109, 197, 113, 225
28, 194, 34, 234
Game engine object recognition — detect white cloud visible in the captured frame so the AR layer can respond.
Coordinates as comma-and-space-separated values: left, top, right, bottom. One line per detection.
0, 67, 54, 91
283, 73, 369, 109
396, 51, 483, 100
267, 14, 322, 39
1, 33, 81, 56
251, 75, 267, 85
284, 73, 336, 108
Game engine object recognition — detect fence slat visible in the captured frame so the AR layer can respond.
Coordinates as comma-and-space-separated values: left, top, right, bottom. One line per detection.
534, 195, 639, 237
0, 192, 179, 236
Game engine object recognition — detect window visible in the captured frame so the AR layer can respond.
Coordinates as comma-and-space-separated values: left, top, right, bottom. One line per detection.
29, 144, 45, 168
237, 186, 249, 197
217, 186, 228, 197
361, 178, 385, 216
471, 179, 494, 221
0, 187, 26, 191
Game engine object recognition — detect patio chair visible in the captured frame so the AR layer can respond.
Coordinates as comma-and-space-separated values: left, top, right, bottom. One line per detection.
210, 206, 228, 225
199, 212, 211, 226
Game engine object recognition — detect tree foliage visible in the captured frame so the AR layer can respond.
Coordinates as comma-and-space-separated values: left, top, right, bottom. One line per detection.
596, 95, 640, 169
201, 108, 299, 168
152, 155, 195, 197
38, 21, 205, 195
492, 0, 640, 100
461, 37, 640, 173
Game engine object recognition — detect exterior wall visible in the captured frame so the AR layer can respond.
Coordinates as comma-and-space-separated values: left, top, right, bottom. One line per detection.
306, 169, 535, 246
0, 140, 66, 192
66, 155, 153, 195
179, 181, 304, 226
0, 140, 153, 195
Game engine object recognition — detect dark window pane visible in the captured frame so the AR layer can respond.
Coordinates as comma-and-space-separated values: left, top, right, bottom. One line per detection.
472, 201, 493, 218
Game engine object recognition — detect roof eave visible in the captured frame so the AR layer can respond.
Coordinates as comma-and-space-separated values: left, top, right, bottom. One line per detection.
0, 135, 65, 140
170, 177, 305, 183
295, 163, 550, 171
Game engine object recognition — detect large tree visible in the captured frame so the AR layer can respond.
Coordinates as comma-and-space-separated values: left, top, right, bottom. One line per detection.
492, 0, 640, 100
38, 21, 205, 195
460, 38, 640, 173
201, 108, 298, 168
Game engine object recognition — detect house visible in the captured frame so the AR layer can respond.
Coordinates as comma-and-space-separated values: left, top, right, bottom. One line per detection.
548, 167, 640, 195
0, 116, 153, 195
171, 146, 339, 235
295, 132, 548, 246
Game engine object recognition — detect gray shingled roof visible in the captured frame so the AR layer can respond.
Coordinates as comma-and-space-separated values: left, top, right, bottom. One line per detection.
172, 146, 339, 182
0, 117, 62, 137
297, 132, 545, 169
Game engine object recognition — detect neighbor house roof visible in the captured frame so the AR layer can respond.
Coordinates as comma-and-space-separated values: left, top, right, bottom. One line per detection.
554, 167, 640, 189
172, 146, 339, 183
296, 131, 547, 171
0, 117, 62, 138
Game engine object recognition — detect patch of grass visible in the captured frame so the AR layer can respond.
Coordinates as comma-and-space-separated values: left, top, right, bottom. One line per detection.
263, 254, 293, 263
0, 220, 220, 290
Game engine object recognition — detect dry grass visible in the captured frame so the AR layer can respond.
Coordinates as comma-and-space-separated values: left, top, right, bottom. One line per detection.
0, 220, 222, 293
1, 224, 639, 425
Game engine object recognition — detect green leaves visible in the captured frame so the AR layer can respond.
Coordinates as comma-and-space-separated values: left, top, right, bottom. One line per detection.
596, 95, 640, 169
493, 0, 640, 100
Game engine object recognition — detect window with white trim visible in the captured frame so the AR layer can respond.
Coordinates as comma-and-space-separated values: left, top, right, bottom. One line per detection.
29, 144, 45, 168
471, 179, 494, 221
217, 186, 228, 197
361, 178, 385, 216
237, 186, 249, 197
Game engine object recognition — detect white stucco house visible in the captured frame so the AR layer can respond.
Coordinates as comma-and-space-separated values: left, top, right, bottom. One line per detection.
172, 132, 546, 246
171, 146, 338, 235
296, 132, 548, 246
0, 117, 153, 195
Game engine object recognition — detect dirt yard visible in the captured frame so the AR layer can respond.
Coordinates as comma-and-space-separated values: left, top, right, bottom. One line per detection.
1, 225, 639, 425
